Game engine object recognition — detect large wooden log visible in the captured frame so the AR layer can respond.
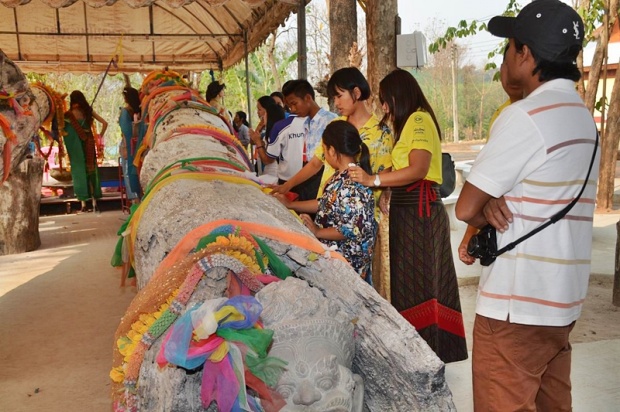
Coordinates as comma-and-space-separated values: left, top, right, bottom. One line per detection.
119, 80, 457, 411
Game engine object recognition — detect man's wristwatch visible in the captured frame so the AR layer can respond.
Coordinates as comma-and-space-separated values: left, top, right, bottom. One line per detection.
373, 174, 381, 187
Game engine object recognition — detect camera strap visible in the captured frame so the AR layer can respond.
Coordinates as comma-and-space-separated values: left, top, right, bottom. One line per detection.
493, 131, 599, 258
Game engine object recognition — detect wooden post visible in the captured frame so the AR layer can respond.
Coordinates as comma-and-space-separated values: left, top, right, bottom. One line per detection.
365, 0, 397, 115
613, 219, 620, 306
328, 0, 357, 73
0, 158, 44, 255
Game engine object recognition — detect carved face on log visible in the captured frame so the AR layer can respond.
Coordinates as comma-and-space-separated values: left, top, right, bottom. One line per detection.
257, 278, 364, 412
268, 322, 364, 412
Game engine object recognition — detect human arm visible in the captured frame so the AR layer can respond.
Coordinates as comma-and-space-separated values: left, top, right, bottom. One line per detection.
273, 193, 318, 214
254, 112, 266, 135
271, 156, 323, 195
349, 149, 430, 187
300, 213, 346, 241
483, 197, 513, 233
249, 128, 275, 164
454, 181, 494, 229
119, 109, 134, 148
92, 111, 108, 136
458, 225, 479, 265
378, 188, 391, 215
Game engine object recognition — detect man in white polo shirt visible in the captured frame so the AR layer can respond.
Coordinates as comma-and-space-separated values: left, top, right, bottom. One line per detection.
455, 1, 600, 410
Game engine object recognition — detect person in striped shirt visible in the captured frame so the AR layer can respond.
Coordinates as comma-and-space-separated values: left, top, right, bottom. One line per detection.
456, 1, 600, 410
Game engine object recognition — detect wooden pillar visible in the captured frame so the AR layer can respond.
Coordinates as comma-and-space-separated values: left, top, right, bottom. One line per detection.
328, 0, 357, 73
365, 0, 398, 114
0, 158, 44, 255
297, 0, 307, 80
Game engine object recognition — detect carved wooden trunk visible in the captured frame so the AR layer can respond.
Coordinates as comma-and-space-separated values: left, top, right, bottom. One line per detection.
0, 51, 49, 255
115, 73, 457, 411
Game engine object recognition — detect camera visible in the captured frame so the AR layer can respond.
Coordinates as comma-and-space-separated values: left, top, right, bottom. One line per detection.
467, 224, 498, 266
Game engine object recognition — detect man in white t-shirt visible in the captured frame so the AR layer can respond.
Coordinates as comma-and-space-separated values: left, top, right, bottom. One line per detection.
455, 1, 600, 410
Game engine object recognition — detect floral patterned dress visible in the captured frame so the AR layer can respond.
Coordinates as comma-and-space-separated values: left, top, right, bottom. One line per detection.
315, 169, 377, 277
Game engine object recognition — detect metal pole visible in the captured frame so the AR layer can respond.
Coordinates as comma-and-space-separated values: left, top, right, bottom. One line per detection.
244, 30, 252, 127
451, 44, 459, 143
297, 0, 307, 80
91, 56, 117, 107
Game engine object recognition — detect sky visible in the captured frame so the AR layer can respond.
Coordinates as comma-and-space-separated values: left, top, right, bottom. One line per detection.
396, 0, 575, 66
397, 0, 508, 66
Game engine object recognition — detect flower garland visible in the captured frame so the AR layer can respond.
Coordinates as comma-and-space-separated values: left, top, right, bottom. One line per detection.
1, 85, 35, 182
111, 248, 285, 412
111, 226, 290, 395
157, 295, 286, 412
0, 112, 17, 183
110, 290, 179, 383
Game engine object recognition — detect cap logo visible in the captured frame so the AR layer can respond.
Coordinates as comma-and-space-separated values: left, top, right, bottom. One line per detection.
536, 13, 542, 18
573, 21, 581, 39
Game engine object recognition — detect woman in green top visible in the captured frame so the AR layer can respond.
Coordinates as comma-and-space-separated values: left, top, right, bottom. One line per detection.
64, 90, 108, 213
350, 69, 467, 363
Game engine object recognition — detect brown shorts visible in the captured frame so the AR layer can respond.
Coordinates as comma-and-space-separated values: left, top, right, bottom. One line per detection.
472, 314, 575, 411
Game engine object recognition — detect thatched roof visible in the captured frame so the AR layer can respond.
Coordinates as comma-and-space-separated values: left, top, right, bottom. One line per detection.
0, 0, 307, 73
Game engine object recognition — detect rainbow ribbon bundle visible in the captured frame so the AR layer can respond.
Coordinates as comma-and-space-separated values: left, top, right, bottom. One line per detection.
156, 295, 287, 412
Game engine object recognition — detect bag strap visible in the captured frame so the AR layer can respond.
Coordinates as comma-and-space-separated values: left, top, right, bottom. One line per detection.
493, 131, 599, 258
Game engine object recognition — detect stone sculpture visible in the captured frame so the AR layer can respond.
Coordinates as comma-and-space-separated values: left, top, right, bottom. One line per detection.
257, 277, 364, 412
112, 70, 457, 411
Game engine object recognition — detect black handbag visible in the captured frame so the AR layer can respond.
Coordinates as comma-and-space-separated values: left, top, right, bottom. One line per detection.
439, 152, 456, 198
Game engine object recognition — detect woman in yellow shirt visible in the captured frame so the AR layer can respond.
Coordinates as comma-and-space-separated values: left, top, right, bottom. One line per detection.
350, 69, 467, 363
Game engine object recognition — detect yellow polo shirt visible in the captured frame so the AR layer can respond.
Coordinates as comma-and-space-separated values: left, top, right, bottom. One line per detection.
391, 110, 442, 184
488, 99, 511, 140
315, 114, 394, 220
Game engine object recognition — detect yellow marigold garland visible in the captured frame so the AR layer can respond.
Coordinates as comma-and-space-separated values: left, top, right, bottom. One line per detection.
111, 290, 179, 383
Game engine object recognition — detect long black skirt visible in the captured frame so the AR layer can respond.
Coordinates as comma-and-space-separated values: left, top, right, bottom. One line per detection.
390, 186, 468, 363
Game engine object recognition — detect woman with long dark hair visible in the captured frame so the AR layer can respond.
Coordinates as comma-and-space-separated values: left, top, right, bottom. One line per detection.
349, 69, 467, 363
119, 87, 143, 204
64, 90, 108, 213
249, 95, 285, 178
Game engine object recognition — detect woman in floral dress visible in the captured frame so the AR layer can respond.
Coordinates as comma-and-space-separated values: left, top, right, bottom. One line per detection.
276, 120, 376, 278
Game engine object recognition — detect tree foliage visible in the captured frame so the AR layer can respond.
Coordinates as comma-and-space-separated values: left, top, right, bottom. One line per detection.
427, 0, 620, 209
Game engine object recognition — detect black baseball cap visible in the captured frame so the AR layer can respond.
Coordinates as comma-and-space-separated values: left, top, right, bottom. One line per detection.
488, 0, 584, 63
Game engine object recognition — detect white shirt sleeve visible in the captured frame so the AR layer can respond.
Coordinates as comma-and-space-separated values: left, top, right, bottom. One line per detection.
467, 104, 547, 198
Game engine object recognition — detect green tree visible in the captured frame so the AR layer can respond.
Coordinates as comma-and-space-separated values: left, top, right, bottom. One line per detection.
429, 0, 620, 210
199, 32, 297, 129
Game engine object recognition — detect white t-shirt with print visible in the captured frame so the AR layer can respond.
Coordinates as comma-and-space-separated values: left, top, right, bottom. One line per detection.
266, 116, 307, 181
